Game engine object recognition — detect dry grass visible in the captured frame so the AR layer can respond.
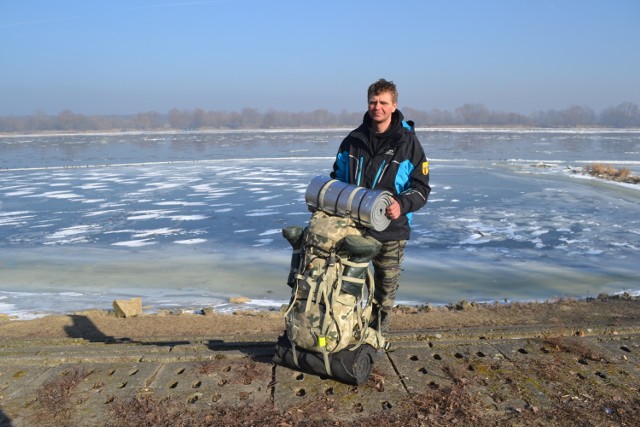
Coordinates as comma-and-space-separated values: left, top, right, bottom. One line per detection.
197, 353, 229, 375
105, 386, 486, 427
197, 354, 270, 385
543, 335, 609, 363
584, 163, 639, 183
35, 368, 92, 424
106, 382, 635, 427
90, 362, 640, 427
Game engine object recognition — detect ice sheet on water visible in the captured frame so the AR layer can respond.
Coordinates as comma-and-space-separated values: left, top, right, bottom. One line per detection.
32, 190, 83, 199
257, 195, 281, 201
4, 189, 35, 196
155, 201, 206, 206
47, 224, 102, 240
126, 210, 178, 220
112, 239, 157, 247
132, 228, 181, 238
259, 229, 281, 237
1, 131, 639, 316
246, 209, 279, 217
175, 238, 207, 245
166, 214, 208, 221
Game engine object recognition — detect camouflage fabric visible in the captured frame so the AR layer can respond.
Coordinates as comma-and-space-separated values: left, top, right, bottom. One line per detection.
304, 210, 361, 254
284, 211, 386, 354
372, 240, 407, 313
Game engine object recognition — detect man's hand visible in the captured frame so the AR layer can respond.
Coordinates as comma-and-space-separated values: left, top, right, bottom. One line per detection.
386, 198, 401, 220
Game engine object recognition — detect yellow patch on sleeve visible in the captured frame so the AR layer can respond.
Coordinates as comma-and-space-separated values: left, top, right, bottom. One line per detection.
422, 161, 429, 175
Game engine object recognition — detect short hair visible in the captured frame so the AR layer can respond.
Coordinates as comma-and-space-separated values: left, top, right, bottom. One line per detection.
368, 79, 398, 104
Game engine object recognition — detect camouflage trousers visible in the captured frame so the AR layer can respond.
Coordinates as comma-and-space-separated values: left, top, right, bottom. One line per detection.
371, 240, 407, 314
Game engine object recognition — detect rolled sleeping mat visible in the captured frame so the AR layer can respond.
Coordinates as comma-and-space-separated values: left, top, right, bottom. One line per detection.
273, 334, 377, 385
305, 176, 393, 232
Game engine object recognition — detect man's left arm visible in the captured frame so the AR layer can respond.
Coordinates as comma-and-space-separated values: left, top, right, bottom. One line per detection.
395, 140, 431, 216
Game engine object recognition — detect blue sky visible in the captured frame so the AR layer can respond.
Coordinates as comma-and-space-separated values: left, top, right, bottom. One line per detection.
1, 0, 639, 116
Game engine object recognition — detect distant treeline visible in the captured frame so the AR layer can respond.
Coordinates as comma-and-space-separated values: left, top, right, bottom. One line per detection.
1, 102, 639, 133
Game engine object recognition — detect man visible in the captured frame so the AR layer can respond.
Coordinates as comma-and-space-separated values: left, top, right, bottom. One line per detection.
330, 78, 431, 334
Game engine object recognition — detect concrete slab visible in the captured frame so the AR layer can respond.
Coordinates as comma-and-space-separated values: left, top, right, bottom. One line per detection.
0, 328, 638, 425
273, 352, 406, 422
385, 345, 455, 394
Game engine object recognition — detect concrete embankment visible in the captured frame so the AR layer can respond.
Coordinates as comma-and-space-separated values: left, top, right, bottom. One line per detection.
1, 319, 639, 426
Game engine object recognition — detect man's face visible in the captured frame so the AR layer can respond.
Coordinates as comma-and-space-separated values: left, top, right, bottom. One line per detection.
367, 91, 397, 127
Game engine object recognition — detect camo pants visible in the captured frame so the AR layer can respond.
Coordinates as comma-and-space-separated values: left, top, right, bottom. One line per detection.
371, 240, 407, 314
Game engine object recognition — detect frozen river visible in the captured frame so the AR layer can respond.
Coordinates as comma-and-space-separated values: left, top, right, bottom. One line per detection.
1, 128, 639, 318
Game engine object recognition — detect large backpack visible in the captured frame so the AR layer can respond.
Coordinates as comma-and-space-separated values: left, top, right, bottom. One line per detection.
281, 210, 387, 377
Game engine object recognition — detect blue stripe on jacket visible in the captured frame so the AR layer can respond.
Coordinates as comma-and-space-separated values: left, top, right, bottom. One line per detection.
334, 150, 349, 182
395, 159, 415, 224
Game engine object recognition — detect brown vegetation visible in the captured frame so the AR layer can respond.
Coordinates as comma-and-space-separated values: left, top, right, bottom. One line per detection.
105, 386, 487, 427
103, 362, 639, 426
35, 368, 92, 424
584, 163, 640, 184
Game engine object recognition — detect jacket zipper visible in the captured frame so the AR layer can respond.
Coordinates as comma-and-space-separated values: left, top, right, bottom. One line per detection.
372, 160, 386, 188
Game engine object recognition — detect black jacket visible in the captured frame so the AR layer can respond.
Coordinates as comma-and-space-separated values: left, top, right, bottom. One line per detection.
330, 110, 430, 241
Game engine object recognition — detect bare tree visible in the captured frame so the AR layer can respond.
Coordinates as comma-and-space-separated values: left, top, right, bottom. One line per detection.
2, 102, 640, 132
455, 103, 491, 125
599, 102, 640, 127
561, 105, 596, 126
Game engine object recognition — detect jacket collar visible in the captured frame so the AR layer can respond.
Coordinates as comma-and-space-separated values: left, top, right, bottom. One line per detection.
362, 109, 404, 137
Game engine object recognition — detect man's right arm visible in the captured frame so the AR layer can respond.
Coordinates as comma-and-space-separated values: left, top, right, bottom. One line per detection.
330, 149, 349, 182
